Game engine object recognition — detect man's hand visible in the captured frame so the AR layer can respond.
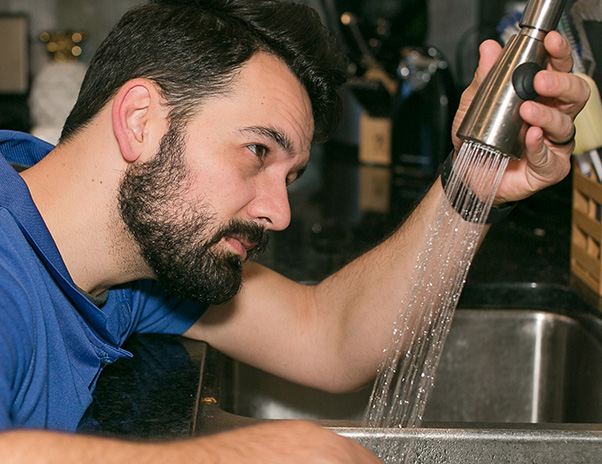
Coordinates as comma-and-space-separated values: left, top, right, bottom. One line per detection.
193, 421, 383, 463
451, 31, 590, 205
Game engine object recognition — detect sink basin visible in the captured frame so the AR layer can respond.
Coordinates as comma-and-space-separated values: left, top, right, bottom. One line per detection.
195, 285, 602, 462
208, 308, 602, 424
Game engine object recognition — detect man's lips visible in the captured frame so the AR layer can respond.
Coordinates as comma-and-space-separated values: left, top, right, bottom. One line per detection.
223, 236, 256, 260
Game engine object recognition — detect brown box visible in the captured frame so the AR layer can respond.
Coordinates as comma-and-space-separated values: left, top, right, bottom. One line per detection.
571, 164, 602, 295
0, 16, 29, 94
359, 165, 391, 213
358, 112, 392, 166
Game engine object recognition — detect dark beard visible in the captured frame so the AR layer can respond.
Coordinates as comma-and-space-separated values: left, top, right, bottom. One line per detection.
117, 125, 269, 305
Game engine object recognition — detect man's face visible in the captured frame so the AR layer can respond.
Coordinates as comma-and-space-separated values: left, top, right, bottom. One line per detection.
119, 53, 314, 304
118, 124, 270, 304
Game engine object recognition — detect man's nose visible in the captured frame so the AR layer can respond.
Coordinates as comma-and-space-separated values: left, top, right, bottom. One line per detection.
248, 178, 291, 231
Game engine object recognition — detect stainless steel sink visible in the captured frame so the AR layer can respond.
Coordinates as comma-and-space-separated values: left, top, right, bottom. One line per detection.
195, 285, 602, 462
209, 309, 602, 424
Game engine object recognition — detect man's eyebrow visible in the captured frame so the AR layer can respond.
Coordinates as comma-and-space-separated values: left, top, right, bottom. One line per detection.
240, 126, 293, 154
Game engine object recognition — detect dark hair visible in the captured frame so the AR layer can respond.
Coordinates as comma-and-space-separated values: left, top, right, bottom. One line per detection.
60, 0, 346, 143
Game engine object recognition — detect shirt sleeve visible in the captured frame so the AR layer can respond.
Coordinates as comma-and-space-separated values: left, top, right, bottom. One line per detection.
0, 293, 35, 431
0, 335, 14, 430
0, 383, 12, 430
125, 280, 208, 335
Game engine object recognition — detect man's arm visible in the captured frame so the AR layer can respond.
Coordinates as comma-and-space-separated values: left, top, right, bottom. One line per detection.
185, 32, 590, 393
0, 421, 381, 463
186, 182, 446, 392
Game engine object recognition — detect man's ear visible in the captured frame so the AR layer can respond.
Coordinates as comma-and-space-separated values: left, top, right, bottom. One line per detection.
112, 78, 168, 163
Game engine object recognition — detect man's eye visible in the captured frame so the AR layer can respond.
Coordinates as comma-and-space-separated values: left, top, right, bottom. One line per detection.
248, 144, 268, 160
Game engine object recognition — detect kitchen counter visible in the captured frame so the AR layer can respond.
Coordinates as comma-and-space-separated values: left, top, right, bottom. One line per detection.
78, 335, 206, 438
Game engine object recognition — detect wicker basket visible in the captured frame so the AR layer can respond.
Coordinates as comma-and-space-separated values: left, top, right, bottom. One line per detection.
571, 162, 602, 295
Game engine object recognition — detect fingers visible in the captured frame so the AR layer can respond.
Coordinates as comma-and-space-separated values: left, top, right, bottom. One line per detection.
520, 100, 575, 144
523, 124, 572, 185
544, 31, 573, 73
520, 30, 590, 165
533, 70, 591, 116
535, 30, 589, 118
505, 32, 581, 198
519, 105, 572, 191
523, 59, 590, 145
523, 126, 550, 172
537, 31, 590, 119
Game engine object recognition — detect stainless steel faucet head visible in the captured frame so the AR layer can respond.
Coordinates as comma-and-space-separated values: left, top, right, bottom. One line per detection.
520, 0, 566, 32
457, 0, 568, 159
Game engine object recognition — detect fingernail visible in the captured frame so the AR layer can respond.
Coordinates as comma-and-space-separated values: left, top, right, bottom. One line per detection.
541, 71, 556, 87
530, 104, 541, 117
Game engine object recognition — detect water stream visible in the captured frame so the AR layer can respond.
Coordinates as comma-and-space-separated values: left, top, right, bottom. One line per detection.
362, 141, 509, 462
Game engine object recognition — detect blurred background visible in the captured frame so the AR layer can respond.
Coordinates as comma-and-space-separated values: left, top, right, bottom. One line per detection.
0, 0, 483, 144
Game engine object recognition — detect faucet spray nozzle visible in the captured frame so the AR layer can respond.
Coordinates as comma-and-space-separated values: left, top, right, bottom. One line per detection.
456, 0, 568, 159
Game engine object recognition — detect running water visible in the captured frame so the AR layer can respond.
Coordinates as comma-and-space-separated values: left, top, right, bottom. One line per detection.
362, 141, 509, 463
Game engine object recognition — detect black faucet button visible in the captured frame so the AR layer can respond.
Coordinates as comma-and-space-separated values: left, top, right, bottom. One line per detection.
512, 62, 542, 101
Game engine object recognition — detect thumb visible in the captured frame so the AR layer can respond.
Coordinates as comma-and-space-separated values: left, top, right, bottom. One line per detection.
453, 40, 504, 147
524, 125, 549, 169
465, 40, 503, 100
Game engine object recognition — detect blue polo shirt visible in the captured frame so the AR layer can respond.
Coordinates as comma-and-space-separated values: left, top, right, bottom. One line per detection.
0, 131, 206, 431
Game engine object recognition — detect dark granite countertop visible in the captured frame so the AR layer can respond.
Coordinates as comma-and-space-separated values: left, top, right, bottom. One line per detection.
84, 146, 599, 439
78, 335, 207, 439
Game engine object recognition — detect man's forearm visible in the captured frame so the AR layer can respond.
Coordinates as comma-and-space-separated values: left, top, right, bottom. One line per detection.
312, 178, 489, 388
0, 421, 381, 464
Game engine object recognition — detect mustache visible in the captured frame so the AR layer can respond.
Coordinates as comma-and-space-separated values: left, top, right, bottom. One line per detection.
208, 219, 270, 259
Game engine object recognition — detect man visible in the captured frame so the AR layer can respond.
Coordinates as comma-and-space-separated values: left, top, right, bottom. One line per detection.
0, 0, 588, 462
